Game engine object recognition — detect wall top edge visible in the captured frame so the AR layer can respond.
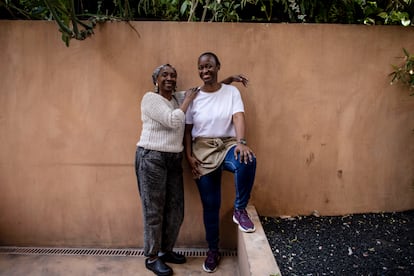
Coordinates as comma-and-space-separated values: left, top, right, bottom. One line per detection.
0, 19, 413, 29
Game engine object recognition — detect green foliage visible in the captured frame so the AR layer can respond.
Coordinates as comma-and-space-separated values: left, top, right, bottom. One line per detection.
0, 0, 49, 19
363, 0, 413, 26
138, 0, 181, 20
390, 48, 414, 95
271, 0, 413, 25
0, 0, 412, 46
43, 0, 95, 46
136, 0, 259, 22
205, 0, 241, 22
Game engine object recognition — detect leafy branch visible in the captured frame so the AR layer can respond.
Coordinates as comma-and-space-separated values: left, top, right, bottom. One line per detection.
43, 0, 95, 46
390, 48, 414, 95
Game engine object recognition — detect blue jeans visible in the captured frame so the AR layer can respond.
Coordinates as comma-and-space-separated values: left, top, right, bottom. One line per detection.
196, 146, 256, 251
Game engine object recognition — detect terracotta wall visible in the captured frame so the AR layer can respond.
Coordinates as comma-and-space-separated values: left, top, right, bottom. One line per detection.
0, 21, 413, 248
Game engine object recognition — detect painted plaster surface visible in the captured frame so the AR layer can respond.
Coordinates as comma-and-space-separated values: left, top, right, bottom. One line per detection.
0, 21, 413, 247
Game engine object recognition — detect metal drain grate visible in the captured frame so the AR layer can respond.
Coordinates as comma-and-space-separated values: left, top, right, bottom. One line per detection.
0, 247, 236, 258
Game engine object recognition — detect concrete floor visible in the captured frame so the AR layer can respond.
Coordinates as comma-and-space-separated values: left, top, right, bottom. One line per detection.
0, 253, 239, 276
0, 207, 279, 276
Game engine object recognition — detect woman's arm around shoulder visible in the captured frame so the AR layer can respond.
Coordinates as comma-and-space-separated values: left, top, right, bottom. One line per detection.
220, 74, 249, 87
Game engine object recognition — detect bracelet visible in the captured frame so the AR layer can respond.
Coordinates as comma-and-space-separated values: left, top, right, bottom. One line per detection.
238, 138, 247, 145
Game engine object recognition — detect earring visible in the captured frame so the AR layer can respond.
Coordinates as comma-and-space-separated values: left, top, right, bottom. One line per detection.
155, 83, 159, 93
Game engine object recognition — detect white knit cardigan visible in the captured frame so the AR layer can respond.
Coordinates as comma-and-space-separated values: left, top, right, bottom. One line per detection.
136, 91, 185, 153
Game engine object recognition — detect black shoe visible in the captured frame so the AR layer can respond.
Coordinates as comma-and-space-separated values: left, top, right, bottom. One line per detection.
160, 251, 187, 264
145, 258, 173, 276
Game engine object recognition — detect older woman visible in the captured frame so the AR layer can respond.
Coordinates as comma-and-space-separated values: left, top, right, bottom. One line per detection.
135, 64, 198, 276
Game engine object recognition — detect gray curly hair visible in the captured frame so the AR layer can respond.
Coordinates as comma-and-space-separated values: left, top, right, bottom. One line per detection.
152, 64, 177, 93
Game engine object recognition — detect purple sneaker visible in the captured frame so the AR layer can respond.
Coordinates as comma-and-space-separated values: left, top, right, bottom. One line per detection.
233, 209, 256, 233
202, 250, 220, 273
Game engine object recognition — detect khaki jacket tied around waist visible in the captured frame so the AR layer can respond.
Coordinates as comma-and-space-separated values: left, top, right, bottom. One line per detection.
192, 137, 237, 176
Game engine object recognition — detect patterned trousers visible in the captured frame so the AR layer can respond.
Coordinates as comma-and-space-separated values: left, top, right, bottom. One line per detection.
135, 147, 184, 256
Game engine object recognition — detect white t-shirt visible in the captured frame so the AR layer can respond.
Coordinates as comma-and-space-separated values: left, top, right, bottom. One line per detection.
185, 84, 244, 138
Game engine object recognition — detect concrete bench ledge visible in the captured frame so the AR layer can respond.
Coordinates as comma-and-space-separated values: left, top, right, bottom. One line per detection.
237, 205, 281, 276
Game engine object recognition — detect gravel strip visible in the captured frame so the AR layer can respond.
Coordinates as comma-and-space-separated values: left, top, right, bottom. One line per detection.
260, 210, 414, 275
